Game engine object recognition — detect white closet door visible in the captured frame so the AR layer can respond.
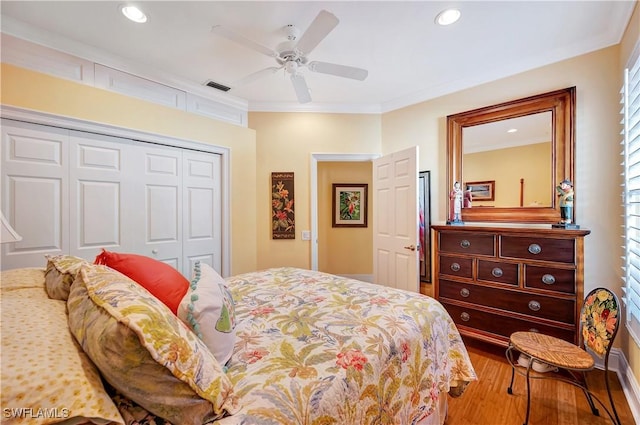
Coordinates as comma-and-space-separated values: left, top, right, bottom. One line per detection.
137, 143, 184, 272
1, 118, 223, 277
68, 131, 138, 261
1, 120, 69, 269
182, 150, 222, 275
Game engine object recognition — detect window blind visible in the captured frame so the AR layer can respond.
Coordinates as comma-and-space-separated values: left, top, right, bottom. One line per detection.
623, 51, 640, 344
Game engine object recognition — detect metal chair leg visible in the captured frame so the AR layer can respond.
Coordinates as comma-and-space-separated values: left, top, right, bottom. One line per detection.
603, 358, 622, 425
523, 359, 533, 425
571, 370, 600, 416
506, 345, 516, 395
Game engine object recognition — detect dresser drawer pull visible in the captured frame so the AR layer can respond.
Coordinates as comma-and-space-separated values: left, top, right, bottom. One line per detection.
528, 300, 541, 311
460, 239, 471, 249
460, 288, 470, 298
541, 274, 556, 285
529, 328, 540, 333
450, 262, 461, 272
527, 243, 542, 255
460, 312, 471, 322
491, 267, 504, 278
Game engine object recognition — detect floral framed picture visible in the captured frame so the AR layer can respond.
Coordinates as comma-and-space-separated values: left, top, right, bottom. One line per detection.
271, 172, 295, 239
332, 183, 368, 227
465, 180, 495, 201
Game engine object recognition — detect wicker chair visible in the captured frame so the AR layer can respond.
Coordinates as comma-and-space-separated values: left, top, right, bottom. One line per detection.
505, 287, 621, 425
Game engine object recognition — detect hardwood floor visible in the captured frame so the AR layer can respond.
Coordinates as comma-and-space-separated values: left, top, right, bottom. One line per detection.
446, 338, 636, 425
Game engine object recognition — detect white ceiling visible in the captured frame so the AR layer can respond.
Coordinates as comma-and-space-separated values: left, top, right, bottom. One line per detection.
0, 1, 635, 113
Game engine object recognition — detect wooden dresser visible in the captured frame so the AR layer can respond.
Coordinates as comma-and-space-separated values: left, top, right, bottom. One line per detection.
432, 225, 590, 347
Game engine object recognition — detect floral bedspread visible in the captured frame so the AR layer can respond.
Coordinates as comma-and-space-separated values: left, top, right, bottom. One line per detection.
215, 267, 477, 425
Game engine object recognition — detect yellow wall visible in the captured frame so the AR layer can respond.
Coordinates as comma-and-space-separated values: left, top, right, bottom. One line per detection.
318, 161, 373, 275
0, 63, 258, 275
3, 0, 639, 390
464, 142, 551, 207
381, 32, 637, 387
248, 112, 381, 270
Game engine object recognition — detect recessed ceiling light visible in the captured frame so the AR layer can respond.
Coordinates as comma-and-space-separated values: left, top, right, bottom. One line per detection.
121, 4, 147, 23
435, 8, 461, 26
507, 128, 518, 133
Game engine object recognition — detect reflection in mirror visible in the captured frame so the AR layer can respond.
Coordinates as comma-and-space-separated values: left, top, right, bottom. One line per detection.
447, 87, 575, 224
463, 112, 552, 208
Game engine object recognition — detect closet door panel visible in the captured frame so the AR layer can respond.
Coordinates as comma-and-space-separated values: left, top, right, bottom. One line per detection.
139, 144, 183, 272
182, 150, 222, 274
69, 131, 138, 261
1, 120, 69, 268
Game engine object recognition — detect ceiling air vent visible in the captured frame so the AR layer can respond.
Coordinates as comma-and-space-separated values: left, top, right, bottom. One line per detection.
205, 80, 231, 92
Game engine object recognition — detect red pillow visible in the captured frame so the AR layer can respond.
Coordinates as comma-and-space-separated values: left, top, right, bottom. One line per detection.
94, 249, 189, 314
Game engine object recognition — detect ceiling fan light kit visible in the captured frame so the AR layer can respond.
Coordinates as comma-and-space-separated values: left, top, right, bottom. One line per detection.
211, 9, 369, 104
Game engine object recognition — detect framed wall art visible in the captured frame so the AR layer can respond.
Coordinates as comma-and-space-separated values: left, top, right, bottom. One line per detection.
465, 180, 495, 201
271, 172, 295, 239
332, 183, 368, 227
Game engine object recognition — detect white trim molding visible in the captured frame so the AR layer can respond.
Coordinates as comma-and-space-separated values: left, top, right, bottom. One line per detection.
1, 33, 248, 127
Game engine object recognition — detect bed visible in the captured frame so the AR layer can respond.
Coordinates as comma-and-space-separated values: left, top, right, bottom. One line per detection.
0, 258, 476, 425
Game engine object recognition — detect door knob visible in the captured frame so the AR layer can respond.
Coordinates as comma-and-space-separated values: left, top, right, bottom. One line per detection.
151, 249, 158, 254
403, 245, 416, 251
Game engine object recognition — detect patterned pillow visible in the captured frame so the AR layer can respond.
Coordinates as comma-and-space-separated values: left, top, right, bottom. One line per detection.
67, 264, 238, 424
178, 262, 237, 365
1, 268, 124, 425
44, 254, 89, 300
94, 249, 189, 314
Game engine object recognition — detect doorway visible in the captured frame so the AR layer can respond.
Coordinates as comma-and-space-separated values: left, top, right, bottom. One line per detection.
310, 153, 379, 278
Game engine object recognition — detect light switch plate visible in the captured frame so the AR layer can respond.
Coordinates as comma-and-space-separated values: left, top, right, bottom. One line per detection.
301, 230, 311, 240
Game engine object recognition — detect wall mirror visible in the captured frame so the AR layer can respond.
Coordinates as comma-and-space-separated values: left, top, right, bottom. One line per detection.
447, 87, 575, 223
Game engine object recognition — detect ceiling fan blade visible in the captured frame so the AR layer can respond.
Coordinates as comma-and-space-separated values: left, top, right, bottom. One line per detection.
308, 61, 368, 81
294, 10, 339, 57
290, 74, 312, 103
233, 66, 282, 87
211, 25, 277, 58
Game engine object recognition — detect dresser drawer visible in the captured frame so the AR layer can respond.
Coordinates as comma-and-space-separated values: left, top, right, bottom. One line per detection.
438, 279, 575, 324
439, 256, 473, 279
477, 260, 518, 286
441, 302, 575, 344
524, 265, 576, 294
500, 236, 575, 263
439, 232, 495, 256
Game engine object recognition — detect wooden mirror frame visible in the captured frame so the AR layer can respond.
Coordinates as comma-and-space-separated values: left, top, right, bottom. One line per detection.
447, 87, 576, 223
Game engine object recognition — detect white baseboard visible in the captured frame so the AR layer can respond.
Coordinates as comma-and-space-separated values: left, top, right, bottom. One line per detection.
595, 348, 640, 423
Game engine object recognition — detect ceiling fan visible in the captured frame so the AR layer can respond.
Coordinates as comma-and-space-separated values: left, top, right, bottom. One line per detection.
211, 10, 368, 103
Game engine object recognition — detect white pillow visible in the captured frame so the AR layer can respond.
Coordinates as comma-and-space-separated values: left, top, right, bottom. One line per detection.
178, 262, 236, 364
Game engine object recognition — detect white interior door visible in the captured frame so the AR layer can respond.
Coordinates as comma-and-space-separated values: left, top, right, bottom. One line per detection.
182, 150, 222, 275
1, 116, 225, 275
137, 143, 183, 272
373, 146, 419, 292
68, 131, 137, 261
1, 120, 69, 268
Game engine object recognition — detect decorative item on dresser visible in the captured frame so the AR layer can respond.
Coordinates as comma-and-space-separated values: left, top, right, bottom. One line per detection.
432, 225, 590, 347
